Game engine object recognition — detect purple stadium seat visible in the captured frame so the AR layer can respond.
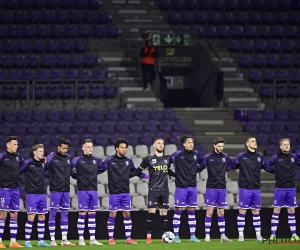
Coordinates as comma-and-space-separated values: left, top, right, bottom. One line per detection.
41, 54, 55, 68
195, 12, 207, 23
255, 40, 268, 52
56, 54, 69, 68
272, 26, 285, 37
97, 10, 111, 23
78, 24, 93, 38
57, 122, 72, 135
94, 134, 109, 146
276, 84, 286, 98
60, 40, 74, 53
163, 109, 176, 121
262, 110, 275, 121
286, 84, 299, 97
36, 69, 50, 80
7, 70, 22, 80
32, 110, 46, 122
234, 109, 248, 121
69, 54, 82, 68
61, 84, 74, 98
139, 133, 153, 145
278, 0, 291, 9
76, 110, 90, 122
241, 40, 254, 52
101, 121, 115, 134
258, 121, 271, 133
234, 12, 247, 24
0, 25, 8, 38
55, 10, 69, 23
69, 134, 81, 147
18, 111, 32, 123
41, 10, 55, 23
167, 12, 182, 24
51, 24, 65, 38
228, 40, 240, 51
276, 69, 288, 80
45, 0, 59, 8
252, 54, 264, 67
262, 69, 274, 82
115, 121, 129, 133
269, 40, 281, 52
129, 120, 143, 133
158, 0, 171, 9
85, 121, 99, 134
36, 24, 51, 38
293, 54, 300, 67
231, 26, 243, 38
32, 40, 46, 53
90, 110, 104, 122
119, 109, 134, 121
266, 145, 278, 156
287, 122, 299, 133
0, 55, 12, 68
9, 24, 22, 38
238, 54, 251, 68
65, 24, 78, 37
40, 135, 52, 148
60, 0, 73, 9
173, 120, 186, 132
171, 0, 185, 10
221, 12, 234, 24
247, 110, 261, 121
127, 133, 139, 146
0, 123, 12, 135
106, 109, 119, 122
289, 69, 300, 80
27, 122, 41, 135
47, 111, 61, 122
144, 120, 157, 132
50, 135, 61, 147
46, 40, 59, 53
158, 120, 172, 133
77, 84, 88, 98
134, 109, 148, 121
21, 135, 36, 148
257, 26, 270, 38
285, 133, 297, 145
2, 85, 18, 99
181, 12, 195, 24
4, 40, 18, 53
207, 12, 221, 24
203, 25, 217, 38
275, 110, 288, 121
3, 111, 16, 123
83, 10, 97, 23
42, 122, 57, 135
21, 69, 35, 80
265, 54, 278, 67
110, 133, 123, 145
286, 26, 298, 38
81, 134, 94, 142
92, 69, 106, 79
256, 133, 268, 146
289, 12, 300, 24
149, 109, 163, 120
269, 133, 282, 145
244, 26, 257, 38
217, 25, 230, 37
103, 84, 117, 98
33, 84, 46, 99
272, 121, 285, 133
70, 10, 83, 23
244, 121, 257, 133
248, 12, 261, 24
62, 110, 75, 122
282, 40, 294, 52
89, 84, 104, 98
49, 69, 64, 80
64, 69, 77, 80
75, 40, 88, 53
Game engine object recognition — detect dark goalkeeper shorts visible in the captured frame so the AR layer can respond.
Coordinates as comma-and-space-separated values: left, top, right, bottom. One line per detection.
147, 190, 169, 209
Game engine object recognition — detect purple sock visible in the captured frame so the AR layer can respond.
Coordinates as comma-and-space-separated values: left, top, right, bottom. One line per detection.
48, 208, 58, 241
37, 220, 45, 242
288, 213, 296, 235
77, 214, 86, 240
124, 217, 132, 240
205, 216, 212, 237
25, 220, 33, 242
188, 211, 196, 237
60, 209, 69, 240
88, 214, 96, 240
9, 219, 18, 242
237, 213, 245, 234
271, 212, 279, 235
107, 216, 115, 240
173, 210, 182, 237
218, 216, 225, 236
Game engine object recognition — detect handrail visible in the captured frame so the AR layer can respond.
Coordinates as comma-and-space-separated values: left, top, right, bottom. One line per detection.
204, 38, 222, 70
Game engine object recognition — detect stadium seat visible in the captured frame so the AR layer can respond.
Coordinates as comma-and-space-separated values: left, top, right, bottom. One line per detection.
258, 121, 271, 133
256, 133, 269, 146
244, 121, 257, 133
97, 184, 106, 197
247, 110, 261, 121
226, 181, 238, 194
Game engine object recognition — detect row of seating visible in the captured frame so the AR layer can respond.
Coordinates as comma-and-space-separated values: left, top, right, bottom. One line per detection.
0, 109, 179, 123
158, 0, 296, 11
229, 39, 298, 52
168, 12, 300, 27
235, 109, 300, 121
259, 84, 299, 98
0, 24, 119, 38
0, 68, 107, 80
248, 69, 300, 82
244, 121, 300, 133
0, 0, 103, 9
0, 53, 97, 68
255, 132, 300, 146
239, 54, 300, 68
0, 10, 111, 24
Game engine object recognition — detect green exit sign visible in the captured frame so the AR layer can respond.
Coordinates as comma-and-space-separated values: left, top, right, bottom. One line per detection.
151, 33, 191, 46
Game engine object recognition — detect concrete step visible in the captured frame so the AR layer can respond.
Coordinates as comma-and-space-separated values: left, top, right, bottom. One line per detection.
196, 135, 250, 145
227, 101, 263, 109
117, 23, 171, 29
109, 9, 162, 15
185, 124, 243, 132
121, 91, 155, 97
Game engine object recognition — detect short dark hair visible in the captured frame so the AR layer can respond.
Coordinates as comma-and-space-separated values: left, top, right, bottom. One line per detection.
180, 134, 193, 144
245, 136, 256, 143
153, 137, 164, 143
82, 139, 93, 145
214, 137, 225, 145
114, 138, 128, 149
6, 136, 17, 143
58, 138, 70, 146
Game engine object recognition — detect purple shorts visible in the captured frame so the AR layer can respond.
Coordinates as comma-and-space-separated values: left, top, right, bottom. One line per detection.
238, 188, 261, 210
26, 194, 48, 214
109, 193, 131, 211
77, 190, 99, 211
174, 187, 198, 207
0, 188, 20, 212
50, 191, 70, 210
272, 188, 298, 208
204, 188, 227, 208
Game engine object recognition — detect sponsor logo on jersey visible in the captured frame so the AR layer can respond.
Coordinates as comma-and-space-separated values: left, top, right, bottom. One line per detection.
153, 165, 168, 172
152, 159, 157, 163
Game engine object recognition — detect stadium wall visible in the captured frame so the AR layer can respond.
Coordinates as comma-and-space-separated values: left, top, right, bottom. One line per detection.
2, 209, 300, 240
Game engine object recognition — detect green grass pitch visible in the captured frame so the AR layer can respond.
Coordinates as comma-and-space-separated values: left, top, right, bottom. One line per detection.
2, 239, 300, 249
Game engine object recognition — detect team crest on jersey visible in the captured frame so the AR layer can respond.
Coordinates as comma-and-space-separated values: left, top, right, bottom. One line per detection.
222, 158, 225, 162
164, 159, 168, 164
291, 158, 294, 162
194, 155, 197, 160
125, 161, 129, 166
93, 160, 96, 164
152, 159, 157, 163
67, 159, 70, 164
257, 157, 261, 162
16, 157, 19, 161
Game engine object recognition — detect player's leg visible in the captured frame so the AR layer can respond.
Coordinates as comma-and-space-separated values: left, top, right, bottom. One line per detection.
187, 187, 200, 242
270, 188, 284, 240
146, 190, 159, 243
60, 192, 75, 246
9, 188, 23, 248
237, 188, 251, 241
204, 188, 216, 242
159, 191, 170, 241
147, 65, 156, 88
217, 189, 232, 242
107, 194, 119, 244
251, 189, 263, 241
121, 193, 136, 244
24, 194, 39, 247
48, 192, 60, 246
0, 188, 11, 248
36, 194, 51, 247
77, 191, 88, 245
286, 188, 298, 240
173, 187, 185, 242
87, 191, 102, 246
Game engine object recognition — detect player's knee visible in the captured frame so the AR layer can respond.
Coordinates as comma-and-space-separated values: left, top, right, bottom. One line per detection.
217, 208, 224, 217
10, 211, 18, 220
38, 214, 45, 220
122, 211, 130, 218
287, 207, 294, 213
0, 211, 8, 220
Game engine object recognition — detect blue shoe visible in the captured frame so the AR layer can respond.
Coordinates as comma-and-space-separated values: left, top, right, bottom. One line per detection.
25, 241, 33, 248
174, 236, 181, 243
190, 236, 201, 242
37, 241, 51, 247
